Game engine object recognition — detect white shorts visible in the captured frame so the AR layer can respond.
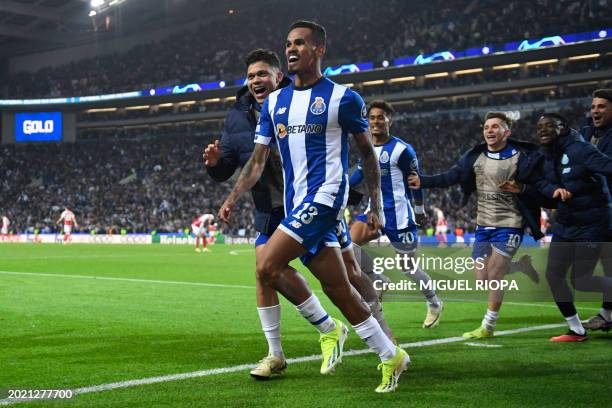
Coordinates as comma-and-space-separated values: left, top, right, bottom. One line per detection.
436, 225, 448, 235
64, 225, 72, 234
192, 225, 205, 236
1, 227, 8, 234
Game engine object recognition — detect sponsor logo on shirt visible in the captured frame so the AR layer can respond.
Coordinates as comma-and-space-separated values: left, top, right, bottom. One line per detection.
277, 123, 288, 138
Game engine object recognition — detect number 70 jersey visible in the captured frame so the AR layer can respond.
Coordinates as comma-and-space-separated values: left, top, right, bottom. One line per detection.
255, 77, 369, 217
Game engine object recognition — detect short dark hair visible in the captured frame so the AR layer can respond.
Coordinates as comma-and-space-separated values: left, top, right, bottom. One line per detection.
367, 100, 395, 117
289, 20, 326, 47
593, 88, 612, 102
484, 111, 512, 128
244, 49, 281, 70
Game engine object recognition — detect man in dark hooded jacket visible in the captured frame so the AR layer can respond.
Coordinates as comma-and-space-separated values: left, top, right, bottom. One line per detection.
581, 89, 612, 331
533, 113, 612, 341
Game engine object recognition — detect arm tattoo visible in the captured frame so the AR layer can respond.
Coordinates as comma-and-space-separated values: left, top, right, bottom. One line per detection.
354, 133, 381, 212
227, 144, 270, 202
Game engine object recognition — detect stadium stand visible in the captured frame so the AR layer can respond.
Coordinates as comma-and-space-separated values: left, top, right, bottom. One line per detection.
6, 0, 610, 98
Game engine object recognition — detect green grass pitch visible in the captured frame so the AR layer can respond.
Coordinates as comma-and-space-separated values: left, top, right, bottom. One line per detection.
0, 243, 610, 407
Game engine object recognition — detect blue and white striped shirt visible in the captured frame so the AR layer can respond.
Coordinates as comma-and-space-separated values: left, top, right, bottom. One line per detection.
350, 136, 423, 230
255, 77, 368, 216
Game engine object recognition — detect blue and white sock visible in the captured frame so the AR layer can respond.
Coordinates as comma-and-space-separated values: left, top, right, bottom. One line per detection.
295, 294, 336, 333
482, 309, 498, 331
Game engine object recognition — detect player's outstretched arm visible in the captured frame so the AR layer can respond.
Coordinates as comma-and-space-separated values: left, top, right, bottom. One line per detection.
218, 143, 270, 223
584, 142, 612, 176
353, 132, 381, 230
204, 138, 240, 182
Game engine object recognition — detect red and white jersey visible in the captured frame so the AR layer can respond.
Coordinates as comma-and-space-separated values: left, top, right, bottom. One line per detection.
60, 210, 76, 226
1, 216, 9, 229
434, 208, 447, 227
540, 209, 550, 232
540, 209, 549, 227
192, 214, 214, 228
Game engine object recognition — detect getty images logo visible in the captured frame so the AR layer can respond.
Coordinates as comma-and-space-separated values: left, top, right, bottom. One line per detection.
23, 119, 54, 135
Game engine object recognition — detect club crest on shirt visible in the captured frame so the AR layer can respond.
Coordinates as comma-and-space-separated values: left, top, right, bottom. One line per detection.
310, 97, 326, 115
277, 123, 288, 138
361, 104, 367, 119
379, 151, 390, 164
561, 154, 569, 165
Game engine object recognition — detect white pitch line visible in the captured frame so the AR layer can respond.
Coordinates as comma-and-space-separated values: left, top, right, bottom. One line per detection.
229, 249, 255, 256
464, 342, 503, 348
0, 270, 255, 290
0, 322, 565, 406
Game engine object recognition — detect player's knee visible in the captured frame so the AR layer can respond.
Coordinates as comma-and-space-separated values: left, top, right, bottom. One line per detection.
343, 258, 361, 282
255, 256, 281, 285
570, 276, 592, 292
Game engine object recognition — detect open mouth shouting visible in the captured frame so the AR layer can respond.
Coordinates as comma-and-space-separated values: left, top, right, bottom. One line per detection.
287, 54, 300, 66
252, 85, 267, 98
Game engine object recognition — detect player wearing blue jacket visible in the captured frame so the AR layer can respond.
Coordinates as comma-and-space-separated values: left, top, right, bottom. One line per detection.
581, 89, 612, 331
532, 113, 612, 341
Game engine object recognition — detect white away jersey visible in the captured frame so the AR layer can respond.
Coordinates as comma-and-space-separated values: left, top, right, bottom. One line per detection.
254, 77, 368, 214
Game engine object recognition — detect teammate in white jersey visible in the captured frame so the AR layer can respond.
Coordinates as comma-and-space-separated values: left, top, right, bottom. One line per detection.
349, 100, 444, 328
219, 21, 408, 392
192, 213, 214, 252
1, 215, 10, 241
56, 208, 78, 243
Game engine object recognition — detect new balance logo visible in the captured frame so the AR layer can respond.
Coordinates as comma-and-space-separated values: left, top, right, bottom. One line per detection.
276, 107, 287, 115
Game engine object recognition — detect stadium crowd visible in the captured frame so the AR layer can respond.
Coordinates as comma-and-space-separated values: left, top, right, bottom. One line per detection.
6, 0, 609, 98
76, 55, 610, 123
1, 105, 590, 236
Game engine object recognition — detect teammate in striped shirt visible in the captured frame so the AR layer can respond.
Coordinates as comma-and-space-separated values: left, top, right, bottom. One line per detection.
349, 100, 444, 328
219, 21, 408, 392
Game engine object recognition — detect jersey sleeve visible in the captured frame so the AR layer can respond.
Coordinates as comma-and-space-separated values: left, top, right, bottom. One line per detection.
338, 89, 369, 135
398, 144, 424, 201
349, 161, 364, 187
254, 98, 275, 146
